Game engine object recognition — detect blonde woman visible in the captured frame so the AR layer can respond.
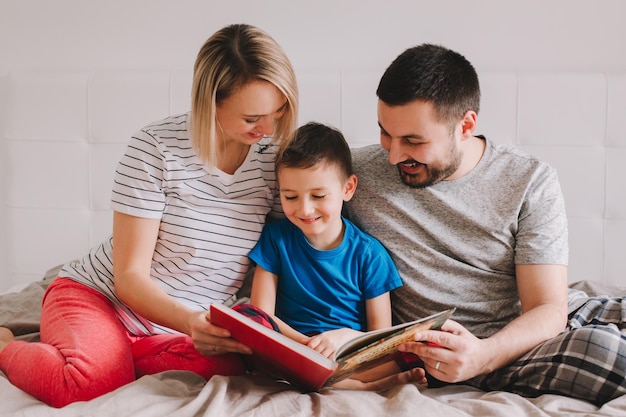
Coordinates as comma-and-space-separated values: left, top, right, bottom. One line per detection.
0, 23, 298, 408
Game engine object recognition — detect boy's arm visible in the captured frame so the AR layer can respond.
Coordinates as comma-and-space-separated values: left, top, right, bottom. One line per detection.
249, 265, 278, 315
308, 291, 395, 358
330, 292, 401, 382
249, 265, 310, 343
365, 292, 393, 330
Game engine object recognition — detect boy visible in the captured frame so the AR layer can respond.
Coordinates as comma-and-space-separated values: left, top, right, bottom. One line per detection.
248, 122, 403, 360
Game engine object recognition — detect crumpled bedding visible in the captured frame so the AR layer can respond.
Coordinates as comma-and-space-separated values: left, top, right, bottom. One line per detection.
1, 268, 625, 417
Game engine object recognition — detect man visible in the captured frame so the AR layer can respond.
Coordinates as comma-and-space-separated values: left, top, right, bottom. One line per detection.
345, 43, 626, 405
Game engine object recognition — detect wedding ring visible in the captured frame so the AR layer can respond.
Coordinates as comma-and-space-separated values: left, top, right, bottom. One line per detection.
435, 361, 441, 371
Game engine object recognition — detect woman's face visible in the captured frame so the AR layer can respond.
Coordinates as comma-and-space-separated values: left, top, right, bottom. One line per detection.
215, 80, 288, 145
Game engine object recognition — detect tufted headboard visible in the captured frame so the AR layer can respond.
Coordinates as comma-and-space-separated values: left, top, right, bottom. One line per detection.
1, 70, 625, 291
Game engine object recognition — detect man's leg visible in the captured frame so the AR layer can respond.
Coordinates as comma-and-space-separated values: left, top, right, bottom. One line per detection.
470, 297, 626, 405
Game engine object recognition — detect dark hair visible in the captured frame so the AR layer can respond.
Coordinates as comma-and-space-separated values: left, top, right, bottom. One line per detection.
276, 122, 353, 181
376, 43, 480, 128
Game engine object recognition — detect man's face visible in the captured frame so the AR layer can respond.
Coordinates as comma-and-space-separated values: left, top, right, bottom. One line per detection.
377, 100, 463, 188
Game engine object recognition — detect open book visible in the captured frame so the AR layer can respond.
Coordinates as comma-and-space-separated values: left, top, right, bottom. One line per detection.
210, 303, 455, 391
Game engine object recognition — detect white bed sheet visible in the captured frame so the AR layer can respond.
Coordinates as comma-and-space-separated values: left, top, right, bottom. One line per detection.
2, 370, 625, 417
1, 270, 625, 417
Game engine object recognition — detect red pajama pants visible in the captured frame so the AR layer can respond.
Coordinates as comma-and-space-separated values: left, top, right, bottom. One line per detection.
0, 278, 247, 408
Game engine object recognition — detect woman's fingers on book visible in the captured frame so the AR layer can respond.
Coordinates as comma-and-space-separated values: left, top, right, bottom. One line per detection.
190, 315, 253, 355
194, 337, 253, 356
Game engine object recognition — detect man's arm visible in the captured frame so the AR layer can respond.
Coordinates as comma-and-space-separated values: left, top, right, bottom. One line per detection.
398, 264, 568, 381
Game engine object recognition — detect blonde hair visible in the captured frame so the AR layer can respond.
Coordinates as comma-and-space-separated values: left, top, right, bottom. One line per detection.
191, 24, 299, 166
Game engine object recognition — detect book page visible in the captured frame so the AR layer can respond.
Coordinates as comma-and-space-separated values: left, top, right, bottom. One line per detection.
334, 308, 455, 358
327, 308, 455, 385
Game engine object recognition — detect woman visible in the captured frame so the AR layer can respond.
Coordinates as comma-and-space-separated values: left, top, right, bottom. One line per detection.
0, 23, 298, 408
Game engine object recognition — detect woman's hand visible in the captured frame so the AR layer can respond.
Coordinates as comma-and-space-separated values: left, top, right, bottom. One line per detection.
188, 311, 252, 356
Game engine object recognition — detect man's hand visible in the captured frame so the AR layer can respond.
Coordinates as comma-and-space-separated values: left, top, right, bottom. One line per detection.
398, 319, 491, 382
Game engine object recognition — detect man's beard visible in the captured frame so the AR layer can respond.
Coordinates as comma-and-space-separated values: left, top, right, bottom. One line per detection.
397, 138, 462, 189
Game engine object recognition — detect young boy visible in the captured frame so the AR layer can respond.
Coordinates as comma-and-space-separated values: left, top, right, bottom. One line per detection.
248, 122, 403, 360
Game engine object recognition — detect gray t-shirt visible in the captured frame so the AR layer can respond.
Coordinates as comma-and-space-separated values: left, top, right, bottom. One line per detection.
345, 137, 568, 338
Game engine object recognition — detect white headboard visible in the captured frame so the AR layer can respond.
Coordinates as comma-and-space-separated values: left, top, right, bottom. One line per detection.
1, 70, 625, 291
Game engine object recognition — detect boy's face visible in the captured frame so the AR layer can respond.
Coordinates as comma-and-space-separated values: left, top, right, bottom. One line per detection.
278, 162, 357, 250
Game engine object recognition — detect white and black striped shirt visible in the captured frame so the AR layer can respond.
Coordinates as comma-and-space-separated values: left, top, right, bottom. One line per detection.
60, 113, 282, 336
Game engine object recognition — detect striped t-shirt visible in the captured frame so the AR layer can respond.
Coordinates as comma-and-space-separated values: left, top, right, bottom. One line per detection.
60, 112, 282, 336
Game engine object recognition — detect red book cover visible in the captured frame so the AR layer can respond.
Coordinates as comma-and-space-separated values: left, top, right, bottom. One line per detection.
210, 302, 337, 391
210, 303, 455, 390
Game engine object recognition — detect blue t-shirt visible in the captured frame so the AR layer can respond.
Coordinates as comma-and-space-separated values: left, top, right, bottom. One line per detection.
248, 218, 402, 334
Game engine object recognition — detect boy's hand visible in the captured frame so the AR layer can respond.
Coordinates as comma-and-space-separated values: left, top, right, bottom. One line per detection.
306, 328, 363, 358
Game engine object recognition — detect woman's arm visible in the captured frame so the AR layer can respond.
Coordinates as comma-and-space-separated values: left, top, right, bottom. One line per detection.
112, 211, 251, 355
112, 212, 193, 333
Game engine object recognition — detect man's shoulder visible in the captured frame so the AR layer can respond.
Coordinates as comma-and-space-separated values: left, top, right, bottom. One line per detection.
351, 144, 392, 179
486, 139, 555, 176
351, 144, 384, 161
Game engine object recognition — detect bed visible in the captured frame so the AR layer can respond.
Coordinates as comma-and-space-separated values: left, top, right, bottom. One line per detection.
2, 69, 626, 415
1, 265, 625, 417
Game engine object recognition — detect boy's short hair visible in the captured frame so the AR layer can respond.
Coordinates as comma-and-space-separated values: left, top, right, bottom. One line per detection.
276, 122, 353, 181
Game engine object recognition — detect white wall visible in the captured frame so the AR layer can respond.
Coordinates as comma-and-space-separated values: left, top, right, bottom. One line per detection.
1, 0, 625, 291
2, 0, 625, 73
